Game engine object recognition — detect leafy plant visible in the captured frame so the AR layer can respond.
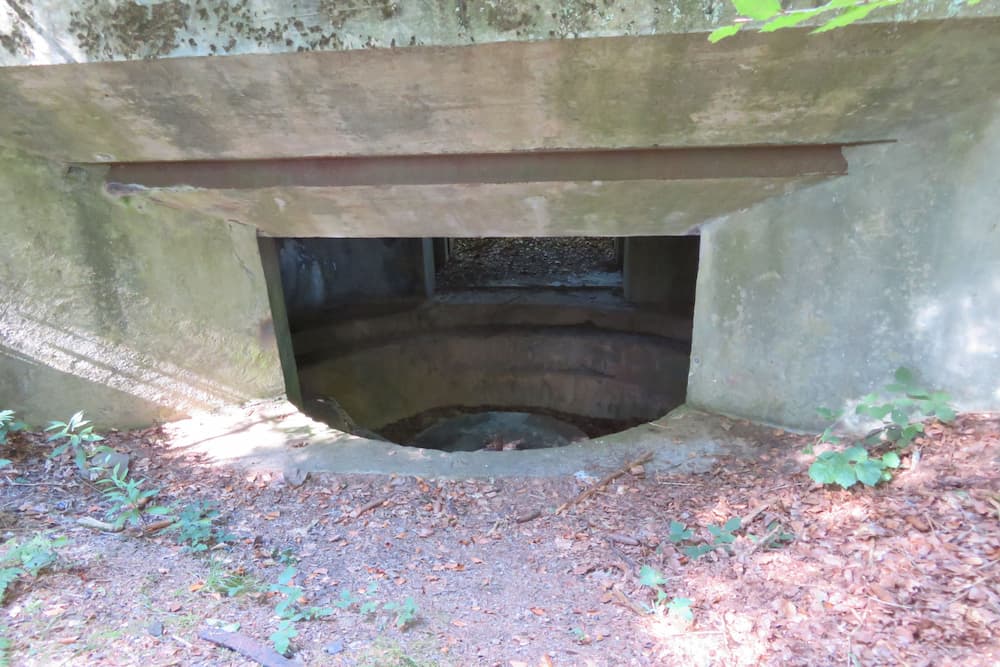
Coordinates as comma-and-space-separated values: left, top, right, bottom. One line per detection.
710, 0, 983, 43
45, 411, 104, 472
638, 565, 693, 621
810, 446, 900, 489
203, 559, 259, 598
670, 517, 743, 559
167, 501, 234, 553
0, 410, 26, 446
96, 464, 170, 530
269, 566, 332, 656
382, 597, 420, 629
333, 581, 420, 630
809, 368, 954, 489
667, 520, 693, 544
0, 534, 66, 603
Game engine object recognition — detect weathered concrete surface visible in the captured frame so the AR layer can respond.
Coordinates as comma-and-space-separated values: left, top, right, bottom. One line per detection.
0, 146, 287, 427
623, 236, 699, 310
132, 177, 831, 238
296, 294, 691, 428
161, 398, 778, 479
3, 1, 990, 67
689, 103, 1000, 430
277, 238, 430, 325
0, 19, 998, 163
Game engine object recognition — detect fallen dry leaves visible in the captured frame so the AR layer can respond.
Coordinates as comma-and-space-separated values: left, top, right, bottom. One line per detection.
0, 414, 996, 665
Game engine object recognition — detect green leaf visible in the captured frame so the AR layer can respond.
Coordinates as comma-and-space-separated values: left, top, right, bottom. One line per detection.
894, 367, 915, 385
890, 407, 910, 427
809, 457, 837, 485
843, 446, 868, 463
935, 405, 957, 423
682, 544, 713, 559
881, 451, 900, 468
816, 407, 841, 422
723, 517, 741, 532
277, 566, 296, 586
855, 459, 886, 487
639, 564, 667, 587
761, 9, 825, 32
708, 24, 741, 43
667, 597, 694, 621
733, 0, 782, 21
668, 520, 692, 543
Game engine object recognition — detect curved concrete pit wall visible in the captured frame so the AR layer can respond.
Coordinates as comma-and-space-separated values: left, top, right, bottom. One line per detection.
294, 297, 692, 449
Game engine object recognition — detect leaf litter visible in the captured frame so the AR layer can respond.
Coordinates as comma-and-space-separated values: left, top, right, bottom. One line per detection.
0, 413, 996, 665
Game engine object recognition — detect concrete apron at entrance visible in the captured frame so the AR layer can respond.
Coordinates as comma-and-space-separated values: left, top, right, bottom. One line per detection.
162, 398, 779, 480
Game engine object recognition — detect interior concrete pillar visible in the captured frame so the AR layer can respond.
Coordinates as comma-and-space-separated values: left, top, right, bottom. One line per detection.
623, 236, 700, 310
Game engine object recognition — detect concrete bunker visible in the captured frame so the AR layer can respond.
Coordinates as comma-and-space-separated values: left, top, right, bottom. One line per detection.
277, 235, 700, 452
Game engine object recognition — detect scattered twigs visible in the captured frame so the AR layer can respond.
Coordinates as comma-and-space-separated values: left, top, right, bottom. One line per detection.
76, 517, 123, 533
741, 503, 770, 529
864, 594, 912, 611
141, 518, 177, 536
348, 496, 388, 521
555, 451, 653, 515
744, 524, 783, 558
515, 510, 541, 524
611, 588, 649, 616
197, 627, 301, 667
605, 533, 640, 547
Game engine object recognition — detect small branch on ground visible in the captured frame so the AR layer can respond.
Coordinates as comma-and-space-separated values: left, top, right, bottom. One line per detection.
605, 533, 640, 547
515, 510, 541, 523
741, 503, 770, 529
198, 627, 302, 667
348, 496, 388, 520
77, 517, 123, 533
141, 518, 177, 536
555, 451, 653, 515
611, 588, 649, 617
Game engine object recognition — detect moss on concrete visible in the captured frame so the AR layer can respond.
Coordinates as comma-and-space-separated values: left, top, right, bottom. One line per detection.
3, 0, 994, 66
0, 146, 286, 427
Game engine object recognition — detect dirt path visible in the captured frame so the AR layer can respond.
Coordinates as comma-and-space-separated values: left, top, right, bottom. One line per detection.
0, 415, 997, 666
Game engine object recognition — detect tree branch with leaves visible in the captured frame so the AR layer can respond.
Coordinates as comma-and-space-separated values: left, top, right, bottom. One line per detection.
711, 0, 984, 42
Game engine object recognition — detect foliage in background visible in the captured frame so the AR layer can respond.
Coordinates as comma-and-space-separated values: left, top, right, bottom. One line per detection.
638, 565, 694, 621
0, 534, 66, 603
96, 464, 170, 530
712, 0, 984, 42
809, 368, 955, 489
167, 500, 235, 553
0, 410, 28, 470
336, 581, 421, 630
45, 411, 105, 473
269, 566, 333, 656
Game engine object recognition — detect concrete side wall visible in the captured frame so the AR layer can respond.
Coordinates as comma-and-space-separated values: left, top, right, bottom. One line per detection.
689, 103, 1000, 430
277, 238, 430, 326
623, 236, 699, 312
0, 147, 286, 427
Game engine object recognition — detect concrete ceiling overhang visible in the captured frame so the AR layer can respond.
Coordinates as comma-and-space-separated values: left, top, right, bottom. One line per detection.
1, 19, 998, 162
102, 146, 847, 237
1, 17, 997, 236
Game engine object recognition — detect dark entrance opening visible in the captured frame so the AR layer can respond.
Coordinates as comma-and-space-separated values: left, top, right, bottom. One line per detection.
271, 234, 699, 452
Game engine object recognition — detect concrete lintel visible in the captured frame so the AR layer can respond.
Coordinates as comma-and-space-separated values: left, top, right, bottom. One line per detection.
104, 145, 848, 189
